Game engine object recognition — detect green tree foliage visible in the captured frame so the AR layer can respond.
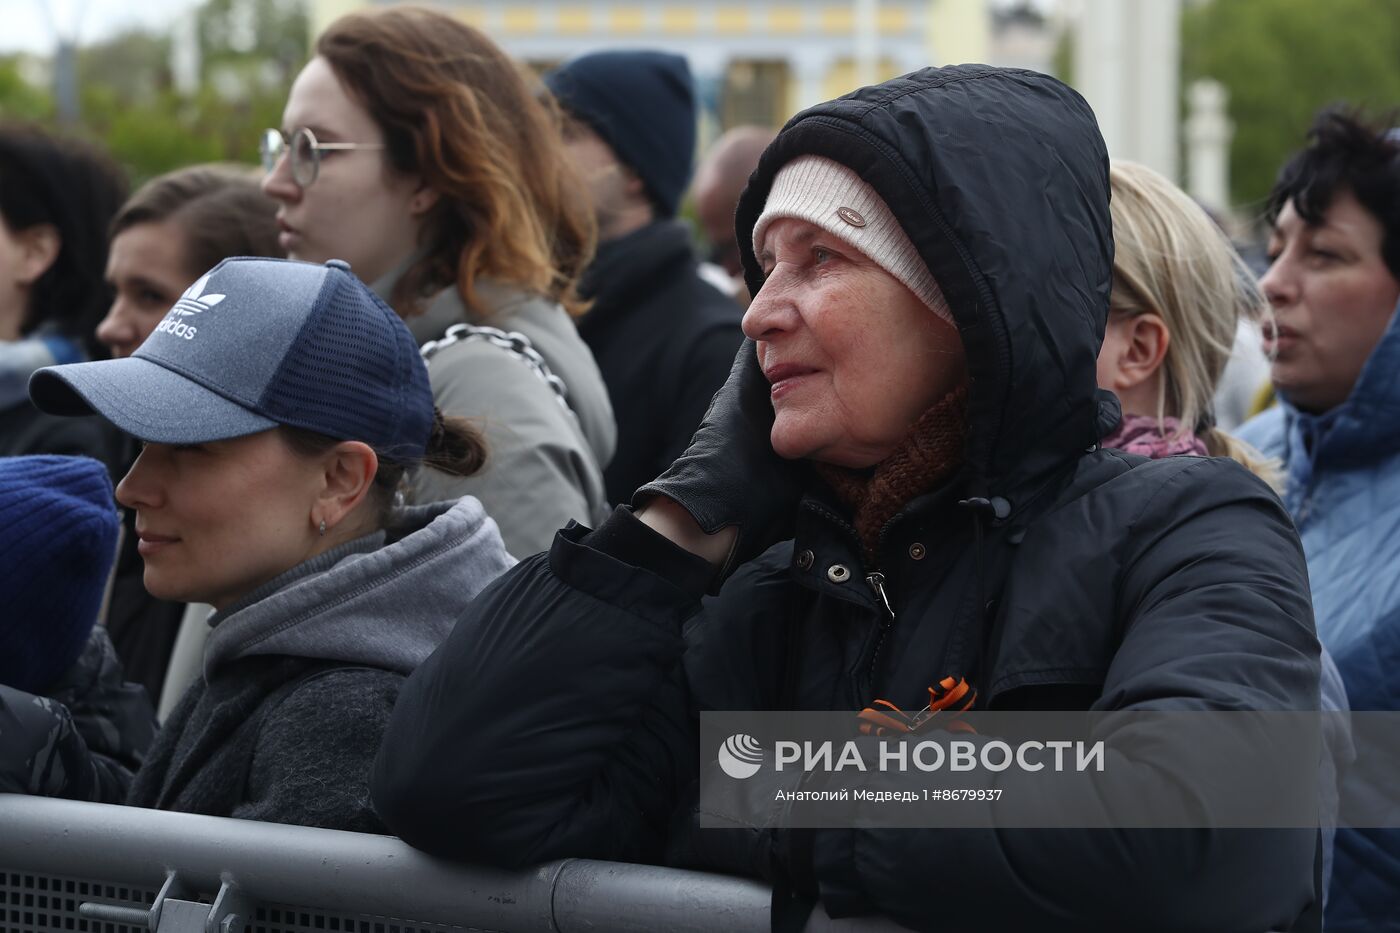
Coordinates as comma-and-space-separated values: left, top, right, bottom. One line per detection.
2, 0, 305, 186
81, 80, 290, 184
199, 0, 308, 78
1183, 0, 1400, 213
79, 30, 171, 106
0, 56, 54, 122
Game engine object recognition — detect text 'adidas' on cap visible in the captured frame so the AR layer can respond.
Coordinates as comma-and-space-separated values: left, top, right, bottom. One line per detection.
29, 257, 434, 461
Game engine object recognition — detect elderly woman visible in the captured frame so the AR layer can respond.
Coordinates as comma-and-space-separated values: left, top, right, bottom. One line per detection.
374, 66, 1321, 929
1236, 108, 1400, 931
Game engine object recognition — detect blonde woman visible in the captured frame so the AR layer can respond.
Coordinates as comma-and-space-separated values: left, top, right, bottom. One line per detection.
1097, 160, 1349, 906
1096, 160, 1277, 482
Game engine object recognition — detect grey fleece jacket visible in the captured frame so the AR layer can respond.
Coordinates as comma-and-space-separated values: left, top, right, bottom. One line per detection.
126, 498, 514, 833
374, 273, 614, 559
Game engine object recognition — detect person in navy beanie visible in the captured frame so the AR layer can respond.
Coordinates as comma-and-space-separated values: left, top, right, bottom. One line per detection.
0, 454, 118, 691
546, 51, 743, 506
0, 454, 158, 803
546, 50, 696, 220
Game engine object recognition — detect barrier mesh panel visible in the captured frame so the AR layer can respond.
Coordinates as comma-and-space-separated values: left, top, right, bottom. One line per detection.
250, 904, 482, 933
0, 869, 493, 933
0, 869, 155, 933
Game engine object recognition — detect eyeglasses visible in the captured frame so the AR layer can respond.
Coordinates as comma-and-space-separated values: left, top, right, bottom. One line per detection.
259, 127, 384, 188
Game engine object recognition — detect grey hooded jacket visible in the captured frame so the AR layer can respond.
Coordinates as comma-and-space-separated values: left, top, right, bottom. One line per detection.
126, 497, 513, 833
376, 273, 614, 558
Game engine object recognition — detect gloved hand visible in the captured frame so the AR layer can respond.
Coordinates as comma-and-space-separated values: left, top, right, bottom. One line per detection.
634, 338, 808, 588
0, 684, 84, 797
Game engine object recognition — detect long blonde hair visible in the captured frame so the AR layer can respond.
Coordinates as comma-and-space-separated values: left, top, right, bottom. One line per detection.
1108, 161, 1279, 486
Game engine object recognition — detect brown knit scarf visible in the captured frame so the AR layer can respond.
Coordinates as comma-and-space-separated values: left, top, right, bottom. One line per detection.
815, 385, 969, 566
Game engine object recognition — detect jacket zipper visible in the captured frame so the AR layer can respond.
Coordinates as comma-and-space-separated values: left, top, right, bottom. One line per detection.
865, 571, 896, 682
866, 571, 895, 624
802, 502, 903, 690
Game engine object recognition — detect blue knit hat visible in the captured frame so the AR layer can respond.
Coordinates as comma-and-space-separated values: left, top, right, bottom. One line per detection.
28, 257, 434, 463
546, 50, 697, 218
0, 456, 119, 694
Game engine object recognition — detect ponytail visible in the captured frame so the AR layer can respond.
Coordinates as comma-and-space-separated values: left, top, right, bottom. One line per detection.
1201, 428, 1283, 491
280, 411, 488, 525
423, 408, 488, 478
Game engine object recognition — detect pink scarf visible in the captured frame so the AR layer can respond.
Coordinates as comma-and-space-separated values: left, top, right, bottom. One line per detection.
1101, 413, 1209, 459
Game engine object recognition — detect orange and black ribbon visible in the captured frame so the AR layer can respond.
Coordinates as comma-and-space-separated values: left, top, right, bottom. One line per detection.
857, 676, 978, 736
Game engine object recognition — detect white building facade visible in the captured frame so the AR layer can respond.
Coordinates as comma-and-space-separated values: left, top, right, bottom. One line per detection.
311, 0, 992, 128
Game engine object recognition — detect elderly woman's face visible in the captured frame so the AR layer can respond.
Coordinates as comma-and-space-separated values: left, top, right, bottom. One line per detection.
1262, 190, 1400, 414
744, 217, 966, 468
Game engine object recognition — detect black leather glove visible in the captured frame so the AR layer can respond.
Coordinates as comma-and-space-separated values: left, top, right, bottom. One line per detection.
634, 338, 808, 588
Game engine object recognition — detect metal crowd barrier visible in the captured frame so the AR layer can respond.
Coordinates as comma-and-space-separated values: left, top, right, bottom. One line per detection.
0, 795, 902, 933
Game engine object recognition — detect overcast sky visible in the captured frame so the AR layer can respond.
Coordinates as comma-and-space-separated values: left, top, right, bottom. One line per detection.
1, 0, 203, 54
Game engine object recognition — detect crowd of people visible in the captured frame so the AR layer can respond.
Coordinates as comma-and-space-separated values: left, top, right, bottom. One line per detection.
1, 7, 1398, 931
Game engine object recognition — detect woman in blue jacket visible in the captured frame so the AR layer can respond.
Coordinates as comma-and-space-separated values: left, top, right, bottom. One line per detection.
1236, 107, 1400, 931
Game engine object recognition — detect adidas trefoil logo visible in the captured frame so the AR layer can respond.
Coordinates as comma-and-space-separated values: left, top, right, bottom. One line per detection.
156, 272, 225, 340
173, 272, 226, 315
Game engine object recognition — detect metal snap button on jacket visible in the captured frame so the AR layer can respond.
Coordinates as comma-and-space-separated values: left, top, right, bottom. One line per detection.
908, 542, 926, 560
796, 549, 814, 570
827, 564, 850, 583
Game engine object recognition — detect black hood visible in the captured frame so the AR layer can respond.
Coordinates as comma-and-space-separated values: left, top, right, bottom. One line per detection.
735, 65, 1118, 511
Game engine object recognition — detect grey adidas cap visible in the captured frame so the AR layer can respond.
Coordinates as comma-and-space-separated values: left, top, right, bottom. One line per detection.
29, 257, 435, 459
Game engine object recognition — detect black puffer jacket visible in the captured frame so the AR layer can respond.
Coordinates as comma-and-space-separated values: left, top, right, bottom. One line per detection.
374, 66, 1322, 932
0, 628, 157, 803
576, 220, 744, 506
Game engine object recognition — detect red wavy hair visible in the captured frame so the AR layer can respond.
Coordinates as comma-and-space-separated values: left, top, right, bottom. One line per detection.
317, 7, 596, 317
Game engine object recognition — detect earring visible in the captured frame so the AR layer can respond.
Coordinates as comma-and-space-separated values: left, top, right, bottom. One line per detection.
318, 519, 327, 537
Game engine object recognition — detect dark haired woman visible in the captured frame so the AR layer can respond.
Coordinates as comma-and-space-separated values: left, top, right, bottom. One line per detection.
261, 7, 613, 557
99, 165, 281, 360
0, 124, 125, 463
1237, 107, 1400, 931
31, 257, 514, 832
95, 164, 285, 708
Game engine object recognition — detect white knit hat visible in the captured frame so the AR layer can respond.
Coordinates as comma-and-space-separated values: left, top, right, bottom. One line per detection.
751, 155, 953, 325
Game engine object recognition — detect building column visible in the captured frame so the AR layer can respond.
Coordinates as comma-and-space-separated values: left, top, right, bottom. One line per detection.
1185, 79, 1233, 212
689, 48, 728, 141
791, 49, 832, 114
1074, 0, 1180, 182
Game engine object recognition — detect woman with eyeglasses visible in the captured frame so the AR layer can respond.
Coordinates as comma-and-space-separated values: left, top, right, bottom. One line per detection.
260, 7, 612, 558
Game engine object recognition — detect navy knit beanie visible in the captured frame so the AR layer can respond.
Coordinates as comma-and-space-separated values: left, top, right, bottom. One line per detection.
546, 50, 697, 218
0, 456, 119, 694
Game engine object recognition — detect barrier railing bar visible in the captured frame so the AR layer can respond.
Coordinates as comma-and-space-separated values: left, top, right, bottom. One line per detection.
0, 796, 900, 932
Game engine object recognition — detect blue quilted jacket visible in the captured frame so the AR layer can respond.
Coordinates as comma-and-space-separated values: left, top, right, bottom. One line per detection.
1238, 298, 1400, 931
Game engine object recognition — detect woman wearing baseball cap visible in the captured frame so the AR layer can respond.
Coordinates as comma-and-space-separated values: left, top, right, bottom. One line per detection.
29, 256, 514, 832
